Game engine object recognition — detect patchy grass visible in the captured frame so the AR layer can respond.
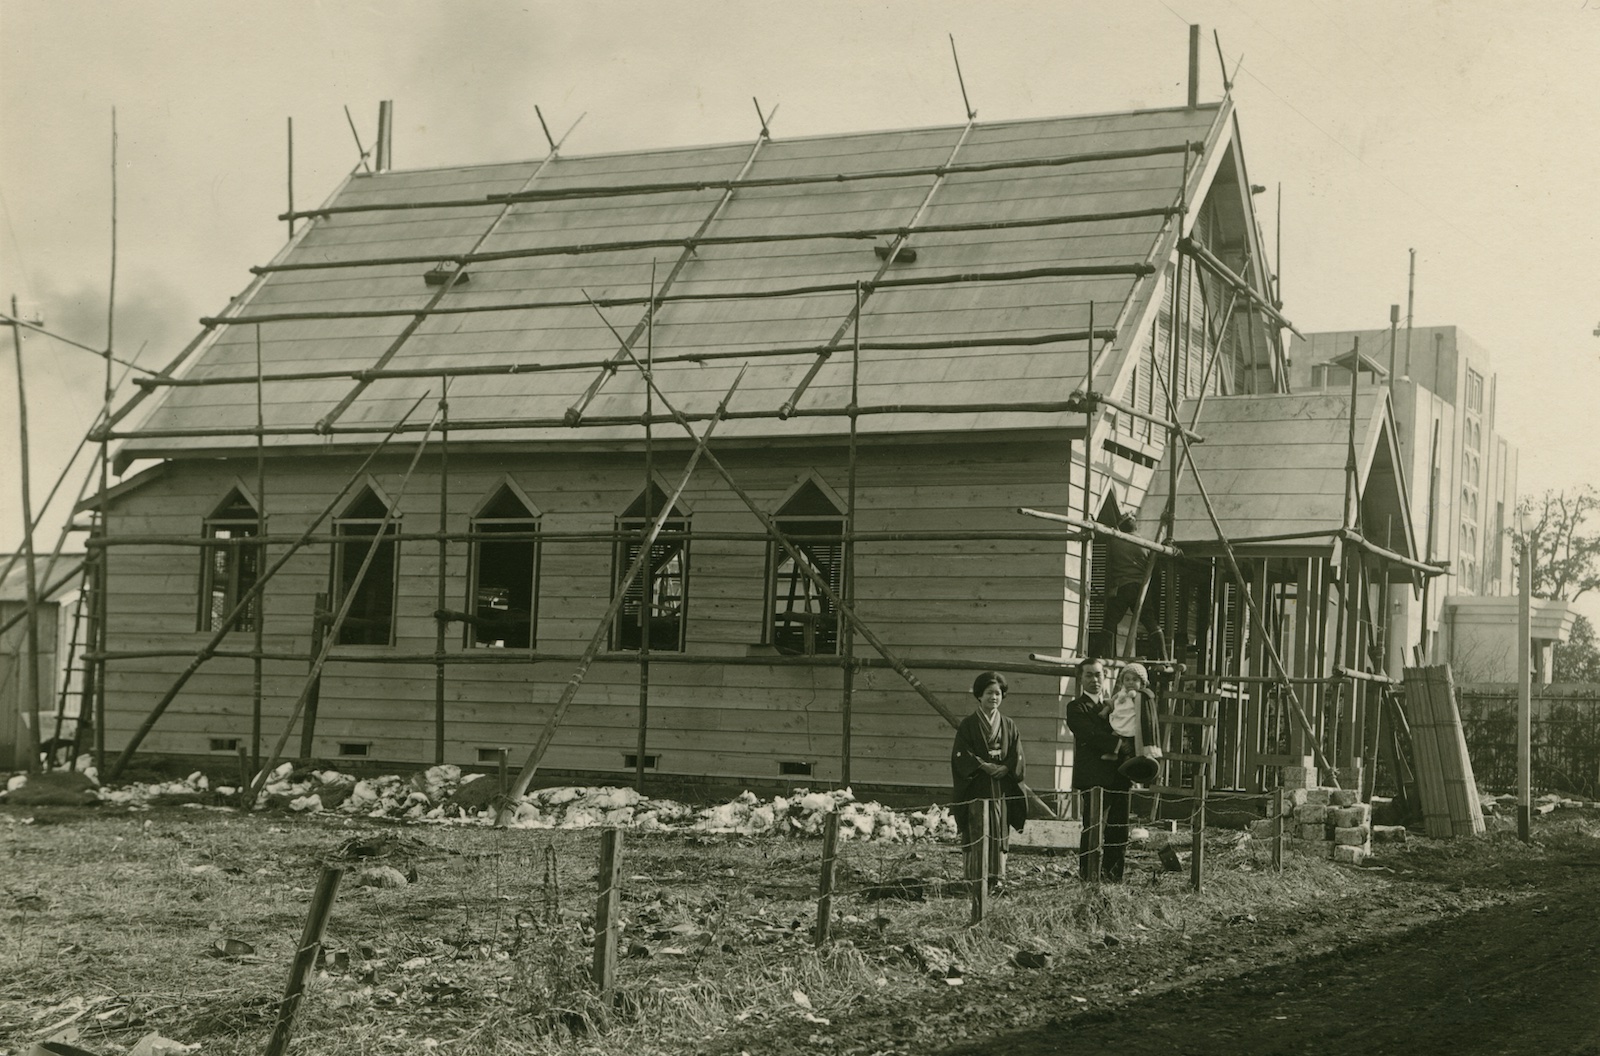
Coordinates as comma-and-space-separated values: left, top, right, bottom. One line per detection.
2, 804, 1595, 1056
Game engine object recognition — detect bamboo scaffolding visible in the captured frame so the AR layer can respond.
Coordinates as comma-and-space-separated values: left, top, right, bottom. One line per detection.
1150, 337, 1337, 779
280, 141, 1205, 221
434, 382, 449, 765
567, 128, 772, 426
0, 313, 154, 374
505, 370, 746, 799
315, 137, 571, 434
1068, 388, 1204, 442
841, 283, 860, 785
601, 329, 964, 731
778, 118, 975, 418
635, 268, 655, 792
82, 527, 1090, 550
1016, 508, 1182, 557
251, 206, 1183, 276
105, 393, 432, 778
135, 327, 1116, 393
248, 407, 443, 800
200, 266, 1149, 330
105, 395, 1110, 442
9, 298, 44, 768
1177, 237, 1302, 339
82, 646, 1092, 677
253, 327, 267, 775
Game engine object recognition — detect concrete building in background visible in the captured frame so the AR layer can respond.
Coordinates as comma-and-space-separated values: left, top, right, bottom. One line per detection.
1288, 325, 1572, 681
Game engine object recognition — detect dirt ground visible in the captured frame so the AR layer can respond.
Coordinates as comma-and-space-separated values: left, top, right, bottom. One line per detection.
953, 840, 1600, 1056
4, 796, 1598, 1056
709, 826, 1600, 1056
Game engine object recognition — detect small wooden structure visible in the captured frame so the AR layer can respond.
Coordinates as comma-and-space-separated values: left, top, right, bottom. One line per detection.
1136, 390, 1426, 794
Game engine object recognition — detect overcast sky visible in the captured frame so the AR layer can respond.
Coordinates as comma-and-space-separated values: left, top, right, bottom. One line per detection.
3, 0, 1599, 612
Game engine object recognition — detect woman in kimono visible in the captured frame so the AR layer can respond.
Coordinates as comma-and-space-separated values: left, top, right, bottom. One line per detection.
950, 671, 1026, 888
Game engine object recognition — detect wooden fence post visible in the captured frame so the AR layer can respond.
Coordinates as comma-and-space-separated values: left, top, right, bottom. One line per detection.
265, 864, 344, 1056
815, 812, 839, 946
593, 829, 623, 995
1084, 787, 1104, 884
970, 800, 989, 925
1271, 784, 1284, 872
1190, 766, 1207, 893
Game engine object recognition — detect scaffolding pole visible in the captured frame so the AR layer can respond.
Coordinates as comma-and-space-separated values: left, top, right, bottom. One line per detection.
506, 370, 747, 799
250, 407, 443, 799
106, 393, 432, 778
604, 332, 964, 731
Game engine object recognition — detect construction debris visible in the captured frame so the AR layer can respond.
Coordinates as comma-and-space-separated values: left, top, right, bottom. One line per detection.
0, 762, 959, 844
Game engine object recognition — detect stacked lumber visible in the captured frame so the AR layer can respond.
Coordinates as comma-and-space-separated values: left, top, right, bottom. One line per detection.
1401, 665, 1486, 839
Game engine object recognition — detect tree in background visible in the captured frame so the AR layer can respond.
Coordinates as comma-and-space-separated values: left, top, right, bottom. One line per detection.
1514, 486, 1600, 601
1515, 486, 1600, 682
1552, 615, 1600, 683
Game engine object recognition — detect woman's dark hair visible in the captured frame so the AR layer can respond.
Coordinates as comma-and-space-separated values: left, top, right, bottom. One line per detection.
971, 671, 1008, 698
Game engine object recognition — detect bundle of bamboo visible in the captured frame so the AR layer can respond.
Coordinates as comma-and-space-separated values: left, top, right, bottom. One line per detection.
1401, 665, 1485, 839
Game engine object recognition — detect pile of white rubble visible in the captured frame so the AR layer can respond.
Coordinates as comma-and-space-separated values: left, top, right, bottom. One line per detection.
3, 761, 959, 844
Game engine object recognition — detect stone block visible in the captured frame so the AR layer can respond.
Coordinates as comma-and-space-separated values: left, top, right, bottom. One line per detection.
1332, 826, 1371, 847
1281, 765, 1319, 791
1304, 788, 1332, 806
1372, 825, 1408, 844
1298, 823, 1328, 841
1328, 805, 1369, 827
1294, 803, 1328, 824
1331, 844, 1368, 865
1328, 788, 1359, 807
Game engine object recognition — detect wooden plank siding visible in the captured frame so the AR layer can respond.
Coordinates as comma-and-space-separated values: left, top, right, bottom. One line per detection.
100, 438, 1087, 790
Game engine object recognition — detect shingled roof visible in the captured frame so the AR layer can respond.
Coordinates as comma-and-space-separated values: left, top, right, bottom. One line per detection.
1140, 390, 1418, 561
122, 102, 1240, 459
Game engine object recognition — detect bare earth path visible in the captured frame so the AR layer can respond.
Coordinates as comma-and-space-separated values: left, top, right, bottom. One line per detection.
946, 843, 1600, 1056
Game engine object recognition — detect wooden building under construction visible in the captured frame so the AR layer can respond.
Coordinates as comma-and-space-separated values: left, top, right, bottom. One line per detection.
84, 92, 1434, 797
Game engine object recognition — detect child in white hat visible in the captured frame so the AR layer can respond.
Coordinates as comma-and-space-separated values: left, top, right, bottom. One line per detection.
1103, 662, 1151, 767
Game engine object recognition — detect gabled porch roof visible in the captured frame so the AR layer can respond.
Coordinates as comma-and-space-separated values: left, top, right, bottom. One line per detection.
1140, 390, 1419, 568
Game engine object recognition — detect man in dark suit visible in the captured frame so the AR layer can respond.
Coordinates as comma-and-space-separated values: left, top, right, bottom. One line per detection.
1066, 657, 1138, 880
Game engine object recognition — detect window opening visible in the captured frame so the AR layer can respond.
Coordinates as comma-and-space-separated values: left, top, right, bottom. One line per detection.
469, 484, 539, 648
332, 485, 399, 646
199, 487, 262, 633
614, 483, 688, 652
768, 481, 844, 656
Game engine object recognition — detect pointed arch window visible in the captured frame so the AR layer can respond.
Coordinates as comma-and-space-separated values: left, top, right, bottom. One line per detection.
468, 483, 540, 649
767, 481, 844, 656
331, 485, 399, 646
613, 483, 688, 652
198, 487, 262, 632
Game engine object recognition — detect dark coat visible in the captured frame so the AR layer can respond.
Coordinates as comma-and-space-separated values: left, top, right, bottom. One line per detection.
1065, 691, 1157, 791
950, 711, 1026, 836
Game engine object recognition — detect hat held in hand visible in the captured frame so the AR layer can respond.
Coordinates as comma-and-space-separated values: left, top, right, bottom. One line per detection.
1118, 753, 1160, 785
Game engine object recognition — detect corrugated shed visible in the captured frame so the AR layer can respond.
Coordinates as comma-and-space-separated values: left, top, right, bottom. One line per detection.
124, 104, 1230, 457
1140, 391, 1413, 549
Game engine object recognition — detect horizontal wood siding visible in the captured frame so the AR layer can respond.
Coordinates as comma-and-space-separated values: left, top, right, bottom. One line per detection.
102, 439, 1082, 789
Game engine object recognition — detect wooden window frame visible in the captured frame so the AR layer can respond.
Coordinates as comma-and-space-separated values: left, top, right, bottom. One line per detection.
466, 486, 541, 649
198, 490, 262, 633
612, 496, 690, 653
330, 489, 400, 647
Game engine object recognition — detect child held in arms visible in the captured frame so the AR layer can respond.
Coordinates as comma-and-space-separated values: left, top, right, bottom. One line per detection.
1103, 662, 1158, 769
